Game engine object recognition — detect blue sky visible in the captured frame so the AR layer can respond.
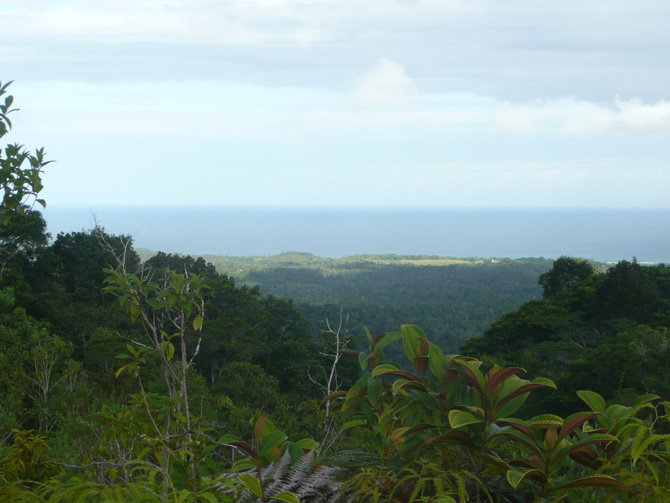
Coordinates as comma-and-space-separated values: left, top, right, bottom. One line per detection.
3, 0, 670, 208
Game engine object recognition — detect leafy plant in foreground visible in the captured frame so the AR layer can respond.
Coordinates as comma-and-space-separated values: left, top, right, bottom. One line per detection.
335, 324, 670, 502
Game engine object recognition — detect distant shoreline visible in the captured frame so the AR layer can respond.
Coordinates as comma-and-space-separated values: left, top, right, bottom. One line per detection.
42, 206, 670, 263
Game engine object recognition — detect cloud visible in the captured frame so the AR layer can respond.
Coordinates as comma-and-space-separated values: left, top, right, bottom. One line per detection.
0, 0, 478, 47
565, 98, 670, 135
494, 97, 670, 135
353, 58, 416, 109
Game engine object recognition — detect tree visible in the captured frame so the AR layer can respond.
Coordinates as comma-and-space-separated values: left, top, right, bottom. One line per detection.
591, 258, 661, 323
538, 256, 596, 300
0, 81, 51, 273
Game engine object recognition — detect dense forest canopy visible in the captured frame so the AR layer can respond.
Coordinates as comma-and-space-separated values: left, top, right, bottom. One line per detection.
138, 250, 556, 354
2, 81, 670, 502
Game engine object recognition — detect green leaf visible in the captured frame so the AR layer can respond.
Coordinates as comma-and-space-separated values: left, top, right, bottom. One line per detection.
368, 376, 382, 406
449, 409, 484, 429
143, 296, 159, 311
506, 469, 546, 489
159, 341, 175, 361
194, 493, 218, 503
528, 414, 564, 428
339, 420, 367, 432
193, 315, 204, 331
238, 474, 263, 498
577, 390, 607, 413
371, 363, 401, 378
392, 379, 410, 394
295, 438, 318, 451
231, 458, 256, 472
360, 400, 376, 426
364, 326, 373, 348
427, 343, 445, 379
271, 491, 300, 503
372, 331, 401, 353
401, 324, 426, 362
632, 433, 670, 463
260, 431, 288, 458
633, 393, 660, 409
358, 351, 369, 370
284, 441, 304, 461
217, 434, 239, 444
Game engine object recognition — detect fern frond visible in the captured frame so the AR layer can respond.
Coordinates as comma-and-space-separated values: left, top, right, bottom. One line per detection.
217, 451, 354, 503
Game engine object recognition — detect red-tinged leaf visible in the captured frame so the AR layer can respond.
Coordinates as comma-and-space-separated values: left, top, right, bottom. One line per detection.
496, 383, 553, 410
255, 415, 266, 439
452, 360, 484, 394
553, 434, 619, 466
560, 412, 601, 439
509, 459, 540, 469
500, 419, 536, 440
473, 453, 509, 470
399, 381, 427, 392
413, 356, 429, 375
372, 332, 387, 349
486, 367, 525, 396
569, 447, 603, 470
552, 476, 631, 493
385, 370, 421, 381
417, 337, 430, 354
498, 430, 545, 459
226, 441, 258, 460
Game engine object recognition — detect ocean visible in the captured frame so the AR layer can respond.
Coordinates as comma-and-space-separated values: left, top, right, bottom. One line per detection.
42, 207, 670, 263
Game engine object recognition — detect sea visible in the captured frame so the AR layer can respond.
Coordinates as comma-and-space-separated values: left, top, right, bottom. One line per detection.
42, 207, 670, 263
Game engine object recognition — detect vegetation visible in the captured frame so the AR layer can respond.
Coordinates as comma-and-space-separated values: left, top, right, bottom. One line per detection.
462, 256, 670, 415
2, 82, 670, 501
137, 250, 557, 354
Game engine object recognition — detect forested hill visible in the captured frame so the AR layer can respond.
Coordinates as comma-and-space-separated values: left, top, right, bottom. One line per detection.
138, 250, 557, 352
462, 257, 670, 415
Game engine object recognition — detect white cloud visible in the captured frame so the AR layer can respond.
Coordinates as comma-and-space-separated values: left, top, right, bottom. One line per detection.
494, 97, 670, 135
565, 98, 670, 135
353, 58, 416, 109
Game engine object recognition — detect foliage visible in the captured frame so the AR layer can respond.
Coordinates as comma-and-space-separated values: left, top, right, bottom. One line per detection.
462, 258, 670, 414
538, 256, 597, 300
0, 81, 50, 225
0, 429, 61, 483
334, 324, 670, 502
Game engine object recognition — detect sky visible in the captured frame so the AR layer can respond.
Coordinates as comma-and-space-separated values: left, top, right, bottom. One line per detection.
2, 0, 670, 208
